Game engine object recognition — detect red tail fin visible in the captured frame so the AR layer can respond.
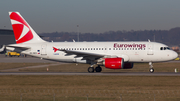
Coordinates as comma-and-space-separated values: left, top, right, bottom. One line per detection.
9, 12, 45, 44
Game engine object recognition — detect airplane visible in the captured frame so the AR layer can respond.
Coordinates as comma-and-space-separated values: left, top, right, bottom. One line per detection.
4, 12, 178, 73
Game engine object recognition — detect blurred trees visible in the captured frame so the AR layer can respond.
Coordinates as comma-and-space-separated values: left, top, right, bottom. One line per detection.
40, 27, 180, 46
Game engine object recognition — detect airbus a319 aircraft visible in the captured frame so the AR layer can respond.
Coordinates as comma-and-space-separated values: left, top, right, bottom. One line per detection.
5, 12, 178, 73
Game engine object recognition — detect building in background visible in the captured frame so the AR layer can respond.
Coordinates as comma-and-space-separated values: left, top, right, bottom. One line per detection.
0, 29, 15, 47
171, 46, 179, 54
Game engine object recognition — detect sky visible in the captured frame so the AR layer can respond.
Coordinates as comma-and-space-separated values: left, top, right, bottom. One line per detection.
1, 0, 180, 33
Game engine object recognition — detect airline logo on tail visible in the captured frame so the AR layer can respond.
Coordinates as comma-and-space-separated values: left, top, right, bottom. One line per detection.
9, 12, 33, 44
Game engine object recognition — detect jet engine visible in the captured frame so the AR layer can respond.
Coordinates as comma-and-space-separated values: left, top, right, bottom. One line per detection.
104, 58, 124, 69
97, 58, 133, 69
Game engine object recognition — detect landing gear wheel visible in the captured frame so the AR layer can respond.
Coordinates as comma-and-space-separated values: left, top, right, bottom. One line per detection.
88, 67, 94, 73
95, 66, 102, 72
149, 68, 154, 73
149, 62, 154, 73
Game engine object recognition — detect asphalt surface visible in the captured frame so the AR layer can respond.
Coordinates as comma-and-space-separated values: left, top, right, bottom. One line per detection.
0, 56, 56, 63
0, 72, 179, 76
0, 63, 63, 72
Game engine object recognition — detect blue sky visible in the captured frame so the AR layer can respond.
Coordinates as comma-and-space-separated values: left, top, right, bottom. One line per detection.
1, 0, 180, 33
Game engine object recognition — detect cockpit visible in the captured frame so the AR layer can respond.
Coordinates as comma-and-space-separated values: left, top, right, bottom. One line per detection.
160, 47, 170, 50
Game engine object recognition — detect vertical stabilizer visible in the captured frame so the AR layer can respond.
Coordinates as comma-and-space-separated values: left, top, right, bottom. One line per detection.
9, 12, 45, 44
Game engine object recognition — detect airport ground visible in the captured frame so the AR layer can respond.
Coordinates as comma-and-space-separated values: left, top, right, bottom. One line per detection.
0, 55, 180, 100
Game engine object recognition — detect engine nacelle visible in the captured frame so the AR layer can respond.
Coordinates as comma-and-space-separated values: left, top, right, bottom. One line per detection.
103, 58, 124, 69
123, 62, 134, 69
97, 58, 134, 69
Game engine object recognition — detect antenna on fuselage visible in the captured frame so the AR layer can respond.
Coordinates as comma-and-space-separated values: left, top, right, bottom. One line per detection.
148, 39, 151, 42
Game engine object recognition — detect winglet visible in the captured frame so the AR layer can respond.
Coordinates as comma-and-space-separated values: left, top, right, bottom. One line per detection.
0, 45, 6, 53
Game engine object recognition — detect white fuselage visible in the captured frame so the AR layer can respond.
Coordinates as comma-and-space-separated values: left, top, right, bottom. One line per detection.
7, 41, 178, 64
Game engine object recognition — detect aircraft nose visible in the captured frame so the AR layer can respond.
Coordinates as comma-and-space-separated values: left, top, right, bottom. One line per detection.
172, 51, 178, 60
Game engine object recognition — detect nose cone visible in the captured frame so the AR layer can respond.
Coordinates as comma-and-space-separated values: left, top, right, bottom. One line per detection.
172, 51, 178, 60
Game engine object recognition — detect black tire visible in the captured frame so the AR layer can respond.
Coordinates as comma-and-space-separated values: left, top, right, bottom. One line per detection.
88, 67, 94, 73
149, 68, 154, 73
95, 66, 102, 72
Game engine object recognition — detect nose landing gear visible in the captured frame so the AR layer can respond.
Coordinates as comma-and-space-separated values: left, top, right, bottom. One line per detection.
149, 62, 154, 73
149, 68, 154, 73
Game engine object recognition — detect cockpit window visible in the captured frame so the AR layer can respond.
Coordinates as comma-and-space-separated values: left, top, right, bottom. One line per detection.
160, 47, 170, 50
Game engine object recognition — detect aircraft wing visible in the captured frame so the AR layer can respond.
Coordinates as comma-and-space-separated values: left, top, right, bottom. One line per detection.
53, 47, 113, 60
52, 47, 129, 61
60, 49, 106, 60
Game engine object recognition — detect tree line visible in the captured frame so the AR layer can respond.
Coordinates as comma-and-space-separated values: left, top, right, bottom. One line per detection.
40, 27, 180, 46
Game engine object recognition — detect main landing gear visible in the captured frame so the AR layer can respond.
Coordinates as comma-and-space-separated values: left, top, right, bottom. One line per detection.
88, 65, 102, 73
149, 62, 154, 73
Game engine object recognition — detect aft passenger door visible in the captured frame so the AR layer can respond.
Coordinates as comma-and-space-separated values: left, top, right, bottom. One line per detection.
41, 44, 47, 55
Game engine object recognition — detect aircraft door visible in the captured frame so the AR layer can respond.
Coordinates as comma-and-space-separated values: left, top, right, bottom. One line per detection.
41, 44, 47, 55
147, 44, 154, 55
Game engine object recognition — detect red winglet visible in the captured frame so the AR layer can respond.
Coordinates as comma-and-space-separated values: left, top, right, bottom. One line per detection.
53, 47, 59, 52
